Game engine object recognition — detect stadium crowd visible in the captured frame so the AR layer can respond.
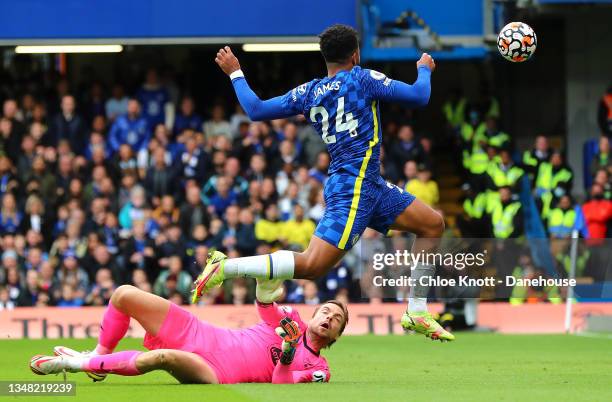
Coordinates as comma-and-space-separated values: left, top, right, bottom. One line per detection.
0, 67, 610, 310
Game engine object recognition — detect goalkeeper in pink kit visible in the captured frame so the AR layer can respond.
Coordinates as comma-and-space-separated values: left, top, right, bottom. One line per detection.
29, 284, 348, 384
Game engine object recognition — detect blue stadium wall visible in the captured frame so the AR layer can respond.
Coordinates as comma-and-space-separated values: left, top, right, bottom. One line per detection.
0, 0, 356, 40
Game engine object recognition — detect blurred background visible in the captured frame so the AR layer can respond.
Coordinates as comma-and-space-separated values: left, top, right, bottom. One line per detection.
0, 0, 610, 334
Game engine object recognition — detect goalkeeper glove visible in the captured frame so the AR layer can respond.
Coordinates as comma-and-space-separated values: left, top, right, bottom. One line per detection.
275, 317, 301, 365
256, 279, 284, 304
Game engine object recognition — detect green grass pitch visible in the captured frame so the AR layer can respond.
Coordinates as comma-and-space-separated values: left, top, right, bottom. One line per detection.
2, 333, 611, 402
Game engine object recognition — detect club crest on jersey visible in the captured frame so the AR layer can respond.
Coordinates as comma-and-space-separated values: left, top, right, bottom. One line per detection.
314, 81, 341, 100
292, 83, 308, 103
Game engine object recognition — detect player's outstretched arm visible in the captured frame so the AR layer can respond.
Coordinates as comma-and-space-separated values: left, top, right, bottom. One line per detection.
215, 46, 295, 121
365, 53, 435, 107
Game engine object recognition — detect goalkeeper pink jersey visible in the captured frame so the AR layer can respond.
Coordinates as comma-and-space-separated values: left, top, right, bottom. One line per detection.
143, 302, 330, 384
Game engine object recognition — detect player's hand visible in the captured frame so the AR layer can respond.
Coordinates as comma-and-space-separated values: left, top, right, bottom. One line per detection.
215, 46, 241, 76
416, 53, 435, 72
275, 317, 301, 365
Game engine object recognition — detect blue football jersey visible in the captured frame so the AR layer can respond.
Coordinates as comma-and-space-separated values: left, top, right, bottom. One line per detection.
280, 66, 397, 179
137, 87, 170, 127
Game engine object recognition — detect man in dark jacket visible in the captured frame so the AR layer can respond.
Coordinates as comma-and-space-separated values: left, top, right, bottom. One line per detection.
48, 95, 88, 154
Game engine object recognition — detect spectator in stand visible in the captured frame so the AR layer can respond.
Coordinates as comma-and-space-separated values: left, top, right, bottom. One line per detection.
55, 250, 89, 300
2, 99, 26, 159
173, 96, 203, 137
88, 244, 122, 285
136, 68, 171, 128
547, 195, 576, 239
278, 181, 300, 220
83, 82, 106, 122
115, 144, 138, 178
201, 157, 247, 204
152, 195, 180, 228
593, 169, 611, 200
207, 176, 237, 217
57, 284, 84, 307
597, 85, 612, 137
84, 131, 110, 161
403, 160, 418, 185
590, 136, 611, 177
153, 255, 192, 300
534, 150, 573, 219
108, 98, 151, 154
25, 156, 57, 204
48, 95, 87, 154
390, 124, 425, 172
0, 156, 19, 198
179, 183, 211, 236
145, 146, 178, 204
486, 148, 524, 195
309, 152, 330, 185
281, 204, 315, 251
118, 185, 147, 230
380, 146, 400, 183
17, 135, 37, 182
132, 269, 151, 293
227, 278, 252, 305
21, 194, 50, 236
256, 203, 282, 245
105, 83, 129, 122
85, 267, 116, 306
405, 165, 439, 207
219, 205, 241, 253
16, 269, 41, 307
178, 133, 207, 183
203, 104, 232, 140
235, 208, 257, 256
523, 135, 551, 179
0, 285, 15, 310
0, 193, 23, 235
123, 219, 156, 279
581, 183, 612, 239
487, 186, 524, 239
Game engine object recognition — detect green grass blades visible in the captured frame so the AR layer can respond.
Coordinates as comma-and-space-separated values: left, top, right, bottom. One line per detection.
3, 334, 611, 402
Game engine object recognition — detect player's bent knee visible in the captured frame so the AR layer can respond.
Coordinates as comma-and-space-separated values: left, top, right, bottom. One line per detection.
110, 285, 138, 309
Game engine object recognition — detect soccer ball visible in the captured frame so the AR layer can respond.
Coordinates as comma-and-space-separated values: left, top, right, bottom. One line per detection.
497, 22, 537, 62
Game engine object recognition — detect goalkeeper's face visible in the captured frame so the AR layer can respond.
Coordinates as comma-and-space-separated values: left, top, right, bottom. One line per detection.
308, 302, 347, 346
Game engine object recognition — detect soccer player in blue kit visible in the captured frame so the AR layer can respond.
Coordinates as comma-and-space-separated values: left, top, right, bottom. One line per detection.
194, 24, 454, 341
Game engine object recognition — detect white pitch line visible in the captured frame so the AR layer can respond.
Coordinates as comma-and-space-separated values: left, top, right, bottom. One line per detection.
572, 332, 612, 340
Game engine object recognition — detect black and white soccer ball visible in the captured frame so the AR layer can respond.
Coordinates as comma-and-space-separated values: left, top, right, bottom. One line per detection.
497, 22, 537, 62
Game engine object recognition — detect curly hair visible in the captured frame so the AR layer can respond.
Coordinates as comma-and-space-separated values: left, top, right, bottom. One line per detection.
318, 24, 359, 64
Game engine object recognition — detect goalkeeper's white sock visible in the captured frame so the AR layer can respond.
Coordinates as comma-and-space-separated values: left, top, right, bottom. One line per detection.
408, 263, 435, 313
223, 250, 295, 280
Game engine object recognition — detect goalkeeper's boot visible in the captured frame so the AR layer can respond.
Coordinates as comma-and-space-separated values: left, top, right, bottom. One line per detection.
191, 250, 228, 304
401, 311, 455, 342
54, 346, 106, 382
30, 355, 72, 375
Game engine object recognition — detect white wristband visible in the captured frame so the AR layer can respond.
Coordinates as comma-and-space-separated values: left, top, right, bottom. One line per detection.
229, 69, 245, 80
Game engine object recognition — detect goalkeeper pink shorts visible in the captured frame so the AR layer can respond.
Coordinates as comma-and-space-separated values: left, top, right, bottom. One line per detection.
143, 303, 233, 383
